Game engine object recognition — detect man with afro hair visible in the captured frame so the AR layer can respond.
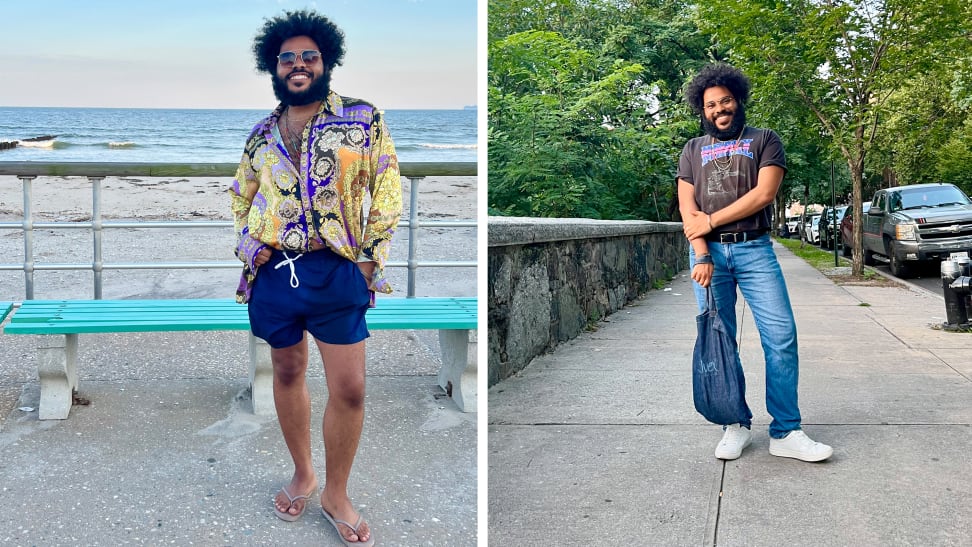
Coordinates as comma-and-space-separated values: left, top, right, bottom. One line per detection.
676, 64, 832, 464
228, 9, 402, 545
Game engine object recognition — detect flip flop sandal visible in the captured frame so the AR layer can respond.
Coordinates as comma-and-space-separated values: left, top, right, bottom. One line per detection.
273, 484, 317, 522
321, 506, 375, 547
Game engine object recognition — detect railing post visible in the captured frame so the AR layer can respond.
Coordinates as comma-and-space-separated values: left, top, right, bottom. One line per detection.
19, 175, 36, 299
407, 176, 424, 298
90, 176, 104, 299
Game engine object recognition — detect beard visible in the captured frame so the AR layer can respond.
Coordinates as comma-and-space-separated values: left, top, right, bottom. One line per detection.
701, 102, 747, 140
271, 70, 331, 106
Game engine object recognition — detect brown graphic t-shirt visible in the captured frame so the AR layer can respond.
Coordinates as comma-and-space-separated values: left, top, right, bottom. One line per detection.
676, 126, 787, 234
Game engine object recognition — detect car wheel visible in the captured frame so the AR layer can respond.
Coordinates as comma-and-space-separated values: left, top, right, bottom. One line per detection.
888, 241, 912, 278
841, 241, 851, 257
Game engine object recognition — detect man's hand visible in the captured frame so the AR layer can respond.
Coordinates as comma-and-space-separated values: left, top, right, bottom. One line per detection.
692, 262, 713, 288
254, 248, 272, 267
357, 261, 376, 285
683, 210, 714, 241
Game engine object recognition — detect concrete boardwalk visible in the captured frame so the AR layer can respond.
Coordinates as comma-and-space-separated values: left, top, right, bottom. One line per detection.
0, 327, 476, 546
489, 241, 972, 546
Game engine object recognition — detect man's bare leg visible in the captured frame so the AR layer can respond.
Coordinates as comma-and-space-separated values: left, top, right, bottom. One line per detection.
317, 339, 371, 543
271, 335, 319, 518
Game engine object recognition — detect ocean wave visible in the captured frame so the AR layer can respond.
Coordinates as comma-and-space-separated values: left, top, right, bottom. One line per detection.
418, 143, 477, 150
107, 141, 137, 148
17, 137, 57, 149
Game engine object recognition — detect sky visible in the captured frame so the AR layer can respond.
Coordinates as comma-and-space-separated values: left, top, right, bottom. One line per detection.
0, 0, 477, 110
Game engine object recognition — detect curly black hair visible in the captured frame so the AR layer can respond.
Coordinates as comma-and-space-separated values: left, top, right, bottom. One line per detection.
684, 64, 751, 115
252, 9, 345, 74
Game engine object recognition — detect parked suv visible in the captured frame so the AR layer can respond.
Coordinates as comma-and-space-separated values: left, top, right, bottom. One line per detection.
861, 183, 972, 277
819, 205, 849, 250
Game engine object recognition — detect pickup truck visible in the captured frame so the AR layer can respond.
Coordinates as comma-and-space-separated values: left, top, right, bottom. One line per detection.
861, 183, 972, 277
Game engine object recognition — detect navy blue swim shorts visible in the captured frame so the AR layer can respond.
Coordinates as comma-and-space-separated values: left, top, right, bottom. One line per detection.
248, 248, 371, 348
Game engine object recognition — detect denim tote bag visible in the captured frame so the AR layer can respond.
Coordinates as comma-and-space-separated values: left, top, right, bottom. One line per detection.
692, 288, 751, 425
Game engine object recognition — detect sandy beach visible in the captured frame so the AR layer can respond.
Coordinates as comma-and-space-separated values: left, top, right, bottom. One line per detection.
0, 174, 477, 221
0, 174, 477, 301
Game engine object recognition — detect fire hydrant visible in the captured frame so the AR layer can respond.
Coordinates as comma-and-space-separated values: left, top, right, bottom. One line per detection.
941, 254, 971, 330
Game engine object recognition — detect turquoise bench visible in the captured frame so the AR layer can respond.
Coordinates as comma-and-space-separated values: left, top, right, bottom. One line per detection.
3, 297, 477, 419
0, 302, 13, 324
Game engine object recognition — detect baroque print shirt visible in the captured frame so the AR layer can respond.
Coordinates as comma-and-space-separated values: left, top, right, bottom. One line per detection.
229, 91, 402, 304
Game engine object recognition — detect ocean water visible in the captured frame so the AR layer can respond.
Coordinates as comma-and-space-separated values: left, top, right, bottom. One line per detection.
0, 107, 476, 164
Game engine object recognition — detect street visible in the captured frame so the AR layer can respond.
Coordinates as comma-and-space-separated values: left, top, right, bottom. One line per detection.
869, 257, 948, 296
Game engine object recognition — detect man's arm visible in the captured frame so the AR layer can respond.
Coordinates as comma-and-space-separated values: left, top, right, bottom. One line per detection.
357, 113, 402, 293
682, 165, 785, 241
678, 179, 714, 288
228, 153, 270, 269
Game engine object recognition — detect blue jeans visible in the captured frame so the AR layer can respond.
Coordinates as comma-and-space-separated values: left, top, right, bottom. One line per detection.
690, 234, 801, 438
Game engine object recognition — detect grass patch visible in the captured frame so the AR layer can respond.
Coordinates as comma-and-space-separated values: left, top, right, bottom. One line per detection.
775, 237, 851, 269
774, 237, 897, 286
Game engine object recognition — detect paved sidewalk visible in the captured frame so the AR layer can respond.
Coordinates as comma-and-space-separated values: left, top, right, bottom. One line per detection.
0, 327, 476, 546
489, 240, 972, 546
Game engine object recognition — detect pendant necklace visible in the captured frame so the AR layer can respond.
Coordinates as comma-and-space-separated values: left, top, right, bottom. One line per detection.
281, 109, 309, 160
711, 126, 746, 177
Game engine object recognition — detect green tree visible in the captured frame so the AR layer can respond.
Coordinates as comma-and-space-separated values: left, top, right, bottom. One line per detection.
488, 0, 714, 219
489, 29, 653, 217
696, 0, 972, 275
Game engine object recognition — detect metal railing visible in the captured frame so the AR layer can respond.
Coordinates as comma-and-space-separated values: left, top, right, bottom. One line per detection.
0, 161, 477, 299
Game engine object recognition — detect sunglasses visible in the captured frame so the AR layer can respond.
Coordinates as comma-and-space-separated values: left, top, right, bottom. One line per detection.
277, 50, 322, 68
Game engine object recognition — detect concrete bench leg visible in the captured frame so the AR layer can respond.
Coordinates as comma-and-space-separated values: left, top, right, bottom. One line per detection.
249, 334, 276, 416
37, 334, 79, 420
438, 329, 477, 412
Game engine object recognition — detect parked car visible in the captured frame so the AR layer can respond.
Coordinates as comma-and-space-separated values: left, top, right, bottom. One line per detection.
798, 214, 811, 241
785, 215, 800, 238
819, 205, 849, 250
802, 214, 821, 244
840, 201, 870, 257
861, 183, 972, 277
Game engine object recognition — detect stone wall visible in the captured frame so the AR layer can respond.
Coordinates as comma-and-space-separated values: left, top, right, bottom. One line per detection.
488, 217, 688, 386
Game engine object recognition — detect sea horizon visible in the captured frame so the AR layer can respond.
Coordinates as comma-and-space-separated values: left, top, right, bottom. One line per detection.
0, 107, 476, 164
0, 105, 476, 111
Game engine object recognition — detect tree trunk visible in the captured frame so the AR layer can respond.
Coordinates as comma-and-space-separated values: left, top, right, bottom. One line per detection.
849, 152, 865, 277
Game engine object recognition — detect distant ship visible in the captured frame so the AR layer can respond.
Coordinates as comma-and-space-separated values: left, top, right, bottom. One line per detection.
0, 135, 57, 150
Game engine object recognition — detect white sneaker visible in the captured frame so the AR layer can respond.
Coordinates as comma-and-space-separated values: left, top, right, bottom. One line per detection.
769, 430, 833, 462
714, 424, 752, 460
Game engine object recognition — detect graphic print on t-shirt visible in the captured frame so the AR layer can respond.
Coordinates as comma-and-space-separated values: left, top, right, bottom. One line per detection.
701, 139, 754, 166
701, 138, 754, 197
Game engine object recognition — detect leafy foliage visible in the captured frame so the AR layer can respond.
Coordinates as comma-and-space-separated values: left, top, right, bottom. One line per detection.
693, 0, 972, 274
487, 0, 972, 264
488, 0, 711, 220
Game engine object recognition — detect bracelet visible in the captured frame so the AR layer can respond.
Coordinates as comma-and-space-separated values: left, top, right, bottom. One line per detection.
706, 214, 714, 230
695, 253, 713, 265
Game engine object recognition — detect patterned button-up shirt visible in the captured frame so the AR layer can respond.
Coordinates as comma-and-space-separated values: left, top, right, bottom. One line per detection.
229, 91, 402, 304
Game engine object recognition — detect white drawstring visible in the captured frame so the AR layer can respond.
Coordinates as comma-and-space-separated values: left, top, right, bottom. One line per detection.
274, 251, 303, 288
